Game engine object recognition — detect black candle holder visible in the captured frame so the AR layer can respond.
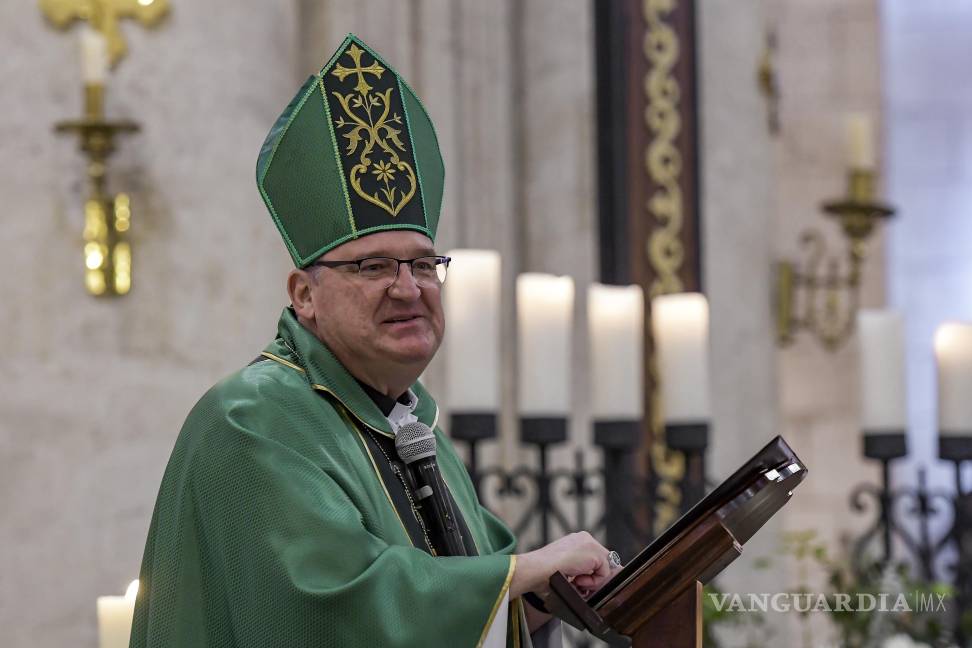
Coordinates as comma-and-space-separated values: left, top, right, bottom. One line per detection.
515, 416, 569, 545
594, 420, 642, 558
449, 412, 497, 498
862, 430, 908, 461
850, 430, 972, 644
939, 433, 972, 463
520, 416, 569, 445
666, 422, 709, 514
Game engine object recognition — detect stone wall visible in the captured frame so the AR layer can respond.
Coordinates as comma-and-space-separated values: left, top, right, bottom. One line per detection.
772, 0, 884, 550
0, 2, 298, 646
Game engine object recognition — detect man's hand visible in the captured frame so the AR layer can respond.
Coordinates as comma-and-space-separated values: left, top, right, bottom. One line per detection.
510, 531, 619, 600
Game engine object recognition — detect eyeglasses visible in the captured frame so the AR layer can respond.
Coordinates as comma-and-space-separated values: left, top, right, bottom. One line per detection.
309, 255, 451, 288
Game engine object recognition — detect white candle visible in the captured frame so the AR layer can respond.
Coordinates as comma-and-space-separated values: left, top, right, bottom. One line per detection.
517, 273, 574, 416
80, 24, 109, 84
444, 249, 501, 411
650, 293, 710, 423
846, 112, 875, 170
935, 322, 972, 435
857, 310, 907, 430
588, 283, 644, 419
97, 580, 139, 648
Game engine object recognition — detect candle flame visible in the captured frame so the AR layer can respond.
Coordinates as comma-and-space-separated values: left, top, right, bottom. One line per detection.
935, 322, 972, 361
125, 579, 139, 601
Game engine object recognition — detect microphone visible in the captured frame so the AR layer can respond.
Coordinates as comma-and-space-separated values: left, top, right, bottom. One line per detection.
395, 422, 467, 556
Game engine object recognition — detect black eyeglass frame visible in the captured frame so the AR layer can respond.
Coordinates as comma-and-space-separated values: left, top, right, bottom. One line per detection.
307, 255, 452, 285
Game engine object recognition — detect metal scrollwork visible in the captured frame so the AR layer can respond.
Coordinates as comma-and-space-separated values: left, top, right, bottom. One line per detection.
851, 464, 972, 642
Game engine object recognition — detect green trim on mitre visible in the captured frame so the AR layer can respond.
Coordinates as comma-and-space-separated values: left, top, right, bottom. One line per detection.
256, 33, 445, 268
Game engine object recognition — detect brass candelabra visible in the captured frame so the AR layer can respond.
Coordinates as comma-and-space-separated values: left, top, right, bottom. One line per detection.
776, 169, 896, 351
42, 0, 169, 296
55, 83, 139, 296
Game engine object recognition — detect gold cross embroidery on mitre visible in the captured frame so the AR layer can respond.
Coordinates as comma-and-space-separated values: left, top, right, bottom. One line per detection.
331, 43, 386, 96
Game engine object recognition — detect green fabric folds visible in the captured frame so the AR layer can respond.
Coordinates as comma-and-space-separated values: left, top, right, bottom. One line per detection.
130, 309, 516, 648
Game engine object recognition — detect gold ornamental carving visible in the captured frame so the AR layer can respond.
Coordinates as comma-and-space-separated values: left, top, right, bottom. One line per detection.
643, 0, 687, 535
330, 44, 418, 217
39, 0, 170, 67
643, 0, 685, 300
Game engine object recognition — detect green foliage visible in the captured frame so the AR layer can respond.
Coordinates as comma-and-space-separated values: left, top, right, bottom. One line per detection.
780, 530, 953, 647
701, 581, 770, 648
700, 530, 956, 648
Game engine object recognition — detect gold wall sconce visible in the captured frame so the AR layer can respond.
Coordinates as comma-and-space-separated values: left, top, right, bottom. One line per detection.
775, 113, 895, 351
41, 0, 169, 296
776, 166, 895, 351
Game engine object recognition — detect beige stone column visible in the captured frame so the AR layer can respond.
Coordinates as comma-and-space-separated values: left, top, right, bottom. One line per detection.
696, 0, 781, 620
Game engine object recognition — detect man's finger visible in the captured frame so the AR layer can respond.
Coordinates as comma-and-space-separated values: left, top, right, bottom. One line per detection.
593, 554, 612, 579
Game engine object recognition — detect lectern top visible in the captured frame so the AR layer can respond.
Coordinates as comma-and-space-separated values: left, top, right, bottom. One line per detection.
588, 435, 807, 608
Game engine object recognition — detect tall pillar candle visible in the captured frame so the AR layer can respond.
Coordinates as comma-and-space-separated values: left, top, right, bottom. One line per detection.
650, 293, 710, 424
857, 310, 907, 430
97, 580, 138, 648
80, 24, 109, 84
444, 249, 501, 411
517, 273, 574, 416
588, 283, 644, 419
846, 112, 875, 170
935, 322, 972, 435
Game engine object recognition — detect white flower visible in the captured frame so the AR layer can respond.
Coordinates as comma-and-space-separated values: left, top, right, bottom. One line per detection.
881, 635, 917, 648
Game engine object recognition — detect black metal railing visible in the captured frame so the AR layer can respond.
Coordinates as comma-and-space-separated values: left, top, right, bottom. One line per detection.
852, 432, 972, 642
449, 415, 709, 647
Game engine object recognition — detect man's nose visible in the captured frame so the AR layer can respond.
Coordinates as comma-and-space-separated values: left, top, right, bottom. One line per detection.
387, 262, 422, 297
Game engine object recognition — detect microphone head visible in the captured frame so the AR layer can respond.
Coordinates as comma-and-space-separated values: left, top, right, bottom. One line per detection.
395, 421, 437, 465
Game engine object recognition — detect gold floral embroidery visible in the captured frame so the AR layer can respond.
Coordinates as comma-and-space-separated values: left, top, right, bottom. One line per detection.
331, 44, 417, 217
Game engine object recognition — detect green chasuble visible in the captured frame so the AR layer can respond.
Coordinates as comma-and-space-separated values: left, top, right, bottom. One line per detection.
130, 308, 521, 648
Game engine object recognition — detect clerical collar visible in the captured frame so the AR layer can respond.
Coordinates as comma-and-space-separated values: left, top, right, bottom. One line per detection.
355, 379, 414, 417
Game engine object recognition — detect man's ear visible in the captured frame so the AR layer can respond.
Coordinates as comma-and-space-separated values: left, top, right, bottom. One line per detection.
288, 269, 316, 322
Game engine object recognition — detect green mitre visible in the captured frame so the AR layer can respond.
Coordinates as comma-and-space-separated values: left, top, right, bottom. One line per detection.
256, 34, 444, 267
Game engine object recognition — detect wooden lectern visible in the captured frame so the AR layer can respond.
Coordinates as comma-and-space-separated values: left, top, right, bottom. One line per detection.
545, 436, 808, 648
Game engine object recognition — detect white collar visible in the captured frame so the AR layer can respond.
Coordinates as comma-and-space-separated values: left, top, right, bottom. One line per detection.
387, 389, 419, 433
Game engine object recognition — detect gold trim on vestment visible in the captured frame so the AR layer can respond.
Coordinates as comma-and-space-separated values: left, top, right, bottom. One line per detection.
510, 597, 522, 648
260, 351, 306, 373
265, 345, 505, 641
311, 383, 395, 438
266, 348, 428, 440
347, 419, 430, 553
476, 554, 516, 648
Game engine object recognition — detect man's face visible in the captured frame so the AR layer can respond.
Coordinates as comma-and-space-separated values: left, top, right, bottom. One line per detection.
303, 230, 445, 373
